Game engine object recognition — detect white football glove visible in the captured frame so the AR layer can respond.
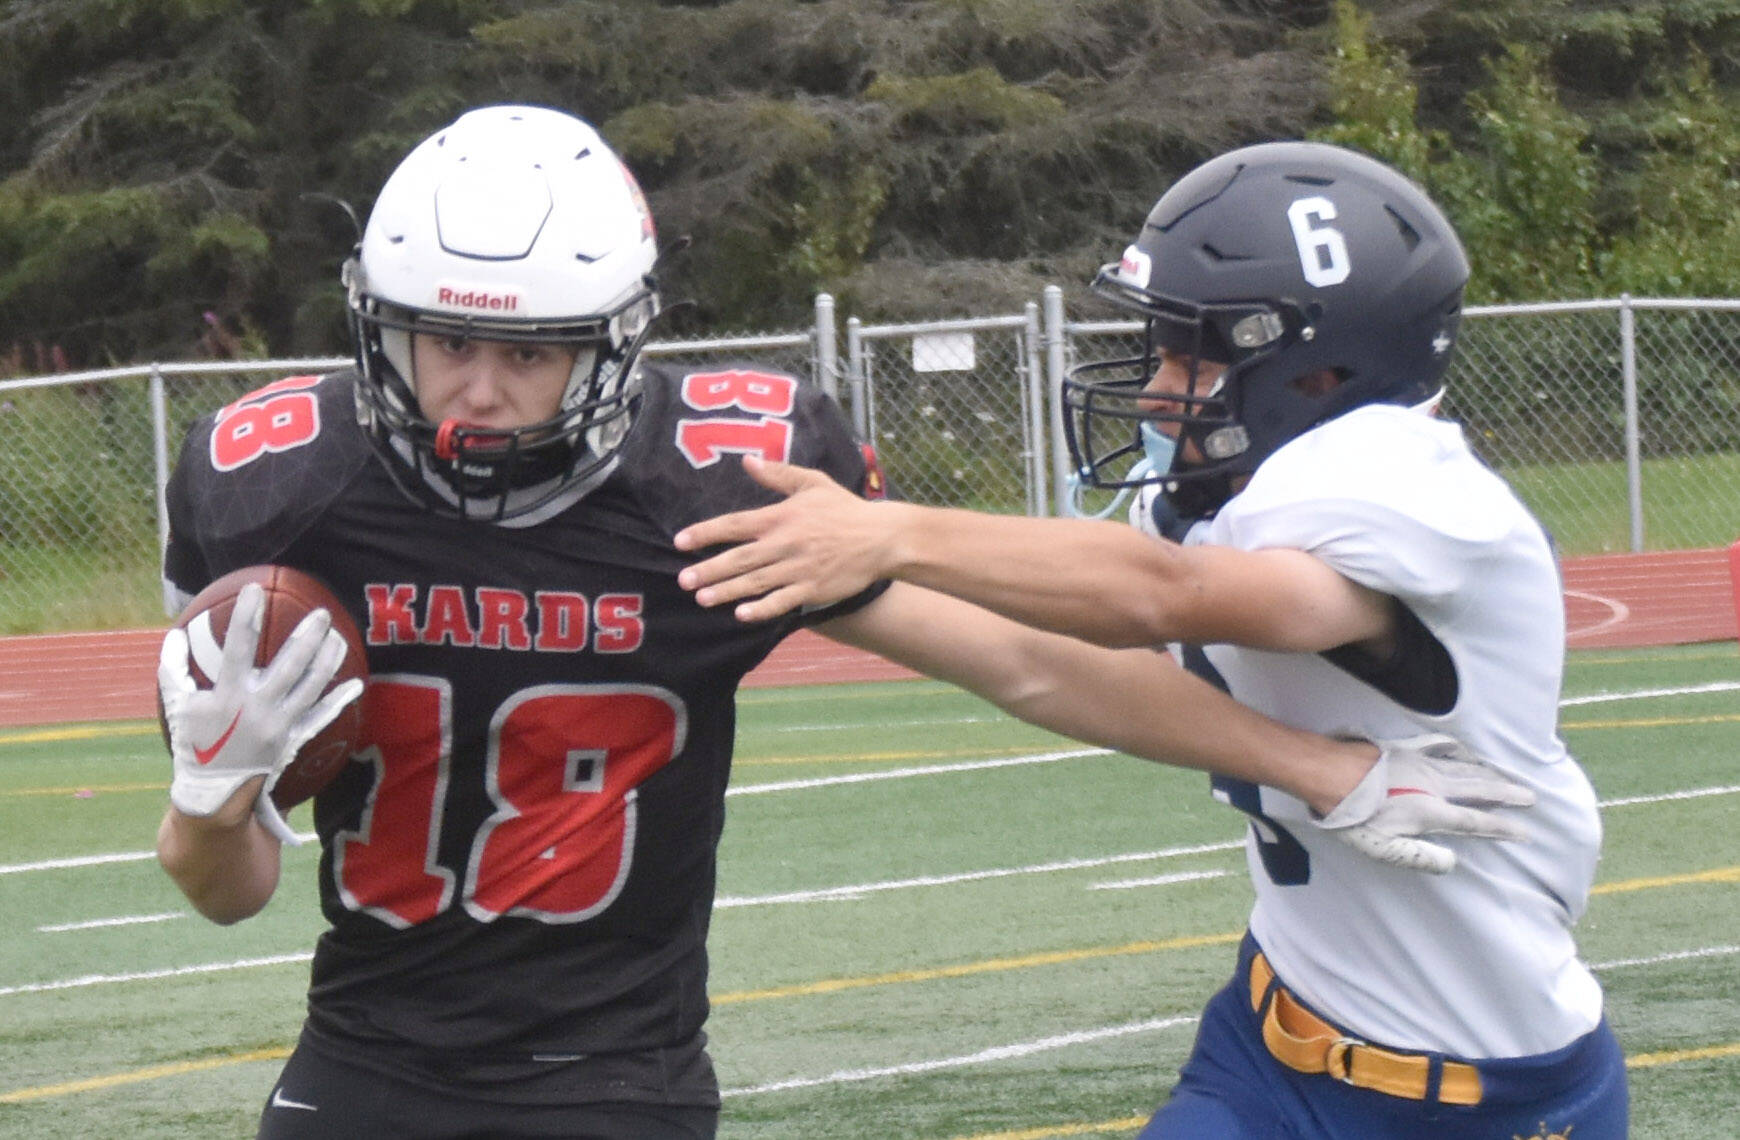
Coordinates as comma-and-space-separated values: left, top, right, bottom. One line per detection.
158, 582, 364, 846
1312, 733, 1536, 874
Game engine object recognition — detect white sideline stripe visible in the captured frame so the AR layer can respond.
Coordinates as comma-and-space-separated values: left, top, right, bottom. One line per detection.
727, 748, 1109, 796
36, 911, 184, 933
720, 1014, 1199, 1097
1560, 681, 1740, 707
0, 952, 313, 997
0, 832, 315, 876
717, 841, 1243, 908
1090, 869, 1233, 891
0, 850, 157, 875
1600, 784, 1740, 808
1591, 944, 1740, 971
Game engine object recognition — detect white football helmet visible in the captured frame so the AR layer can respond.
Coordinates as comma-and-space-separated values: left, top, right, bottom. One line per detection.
345, 104, 661, 523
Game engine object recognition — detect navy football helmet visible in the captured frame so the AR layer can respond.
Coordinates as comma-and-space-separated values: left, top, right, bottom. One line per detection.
1063, 141, 1469, 519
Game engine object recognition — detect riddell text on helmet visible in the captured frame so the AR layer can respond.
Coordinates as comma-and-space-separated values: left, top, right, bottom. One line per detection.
434, 286, 522, 311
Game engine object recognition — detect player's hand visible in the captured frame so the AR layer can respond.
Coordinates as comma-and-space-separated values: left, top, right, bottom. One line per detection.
675, 455, 895, 621
1311, 734, 1535, 874
158, 582, 363, 845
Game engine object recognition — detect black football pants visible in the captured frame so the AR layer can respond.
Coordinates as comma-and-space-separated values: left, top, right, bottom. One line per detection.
255, 1038, 718, 1140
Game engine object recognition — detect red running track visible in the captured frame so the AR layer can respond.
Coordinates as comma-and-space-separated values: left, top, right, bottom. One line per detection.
3, 548, 1734, 729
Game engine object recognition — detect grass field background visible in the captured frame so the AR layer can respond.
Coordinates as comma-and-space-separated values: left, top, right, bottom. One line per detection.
2, 642, 1738, 1138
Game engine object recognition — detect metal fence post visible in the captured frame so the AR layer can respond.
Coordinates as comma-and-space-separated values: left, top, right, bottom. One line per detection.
845, 316, 868, 439
1620, 294, 1644, 552
150, 364, 172, 614
814, 292, 838, 399
1021, 301, 1047, 515
1042, 285, 1071, 517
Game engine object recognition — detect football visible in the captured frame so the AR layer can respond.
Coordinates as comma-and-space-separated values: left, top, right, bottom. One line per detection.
160, 564, 369, 811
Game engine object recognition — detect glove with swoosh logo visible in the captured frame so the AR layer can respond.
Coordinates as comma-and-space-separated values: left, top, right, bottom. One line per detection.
1312, 733, 1537, 874
158, 582, 364, 845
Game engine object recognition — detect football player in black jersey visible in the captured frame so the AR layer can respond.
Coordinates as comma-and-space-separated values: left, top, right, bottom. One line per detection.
155, 109, 1522, 1140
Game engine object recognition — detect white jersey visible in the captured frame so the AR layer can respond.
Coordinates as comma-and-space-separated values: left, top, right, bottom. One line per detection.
1182, 403, 1604, 1059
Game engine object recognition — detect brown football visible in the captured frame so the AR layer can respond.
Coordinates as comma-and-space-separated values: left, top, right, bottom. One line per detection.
159, 565, 369, 811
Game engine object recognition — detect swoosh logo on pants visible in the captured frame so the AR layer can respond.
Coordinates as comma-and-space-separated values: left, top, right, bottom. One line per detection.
271, 1087, 318, 1112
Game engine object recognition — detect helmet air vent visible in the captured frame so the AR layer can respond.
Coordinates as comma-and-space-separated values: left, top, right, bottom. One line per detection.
1386, 206, 1422, 250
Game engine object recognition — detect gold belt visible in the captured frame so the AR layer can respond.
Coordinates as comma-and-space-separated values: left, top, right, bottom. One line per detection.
1248, 951, 1483, 1106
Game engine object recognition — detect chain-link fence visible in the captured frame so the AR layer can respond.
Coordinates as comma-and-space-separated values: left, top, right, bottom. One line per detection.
1054, 296, 1740, 559
845, 309, 1048, 514
1451, 300, 1740, 555
3, 296, 1738, 632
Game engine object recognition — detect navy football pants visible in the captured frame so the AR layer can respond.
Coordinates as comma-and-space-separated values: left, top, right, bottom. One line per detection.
1140, 936, 1629, 1139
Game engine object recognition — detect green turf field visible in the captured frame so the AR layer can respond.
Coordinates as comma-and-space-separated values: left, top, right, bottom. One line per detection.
2, 643, 1738, 1138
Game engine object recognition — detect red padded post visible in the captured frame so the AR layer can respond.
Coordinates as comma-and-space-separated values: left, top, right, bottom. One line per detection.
1729, 540, 1740, 639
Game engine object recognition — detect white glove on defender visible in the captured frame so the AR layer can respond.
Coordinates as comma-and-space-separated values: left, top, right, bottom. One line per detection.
158, 582, 363, 846
1312, 733, 1535, 874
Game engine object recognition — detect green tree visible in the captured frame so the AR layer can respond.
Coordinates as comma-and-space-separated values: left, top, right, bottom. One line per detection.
1459, 44, 1599, 301
1604, 51, 1740, 297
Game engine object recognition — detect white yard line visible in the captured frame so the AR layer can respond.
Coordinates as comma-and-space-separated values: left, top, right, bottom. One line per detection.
1089, 869, 1234, 891
1590, 944, 1740, 971
37, 912, 184, 933
718, 842, 1242, 908
721, 1015, 1200, 1097
726, 748, 1109, 796
0, 953, 313, 997
1560, 681, 1740, 707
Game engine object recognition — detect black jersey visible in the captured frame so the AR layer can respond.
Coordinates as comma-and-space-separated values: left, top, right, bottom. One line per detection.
163, 363, 885, 1106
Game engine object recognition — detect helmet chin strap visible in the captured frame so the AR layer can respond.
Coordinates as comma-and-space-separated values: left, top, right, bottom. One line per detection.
1412, 386, 1447, 417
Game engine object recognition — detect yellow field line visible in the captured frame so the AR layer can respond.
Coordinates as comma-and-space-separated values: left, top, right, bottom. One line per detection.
1562, 712, 1740, 730
1571, 648, 1740, 666
1591, 865, 1740, 895
0, 1047, 290, 1103
735, 745, 1059, 767
739, 682, 953, 706
0, 723, 157, 746
1627, 1041, 1740, 1068
953, 1117, 1151, 1140
0, 782, 166, 798
713, 932, 1241, 1005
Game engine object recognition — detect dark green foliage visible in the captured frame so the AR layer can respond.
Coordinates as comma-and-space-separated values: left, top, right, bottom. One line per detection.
5, 0, 1740, 363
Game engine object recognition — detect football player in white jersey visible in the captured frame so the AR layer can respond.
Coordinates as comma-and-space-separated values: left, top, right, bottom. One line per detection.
674, 141, 1626, 1138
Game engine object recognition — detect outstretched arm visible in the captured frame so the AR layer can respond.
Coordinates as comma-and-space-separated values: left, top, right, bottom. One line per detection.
819, 584, 1532, 874
817, 582, 1368, 809
675, 456, 1392, 654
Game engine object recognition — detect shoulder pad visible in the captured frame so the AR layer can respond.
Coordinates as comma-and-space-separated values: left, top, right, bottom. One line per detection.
164, 371, 374, 591
618, 360, 870, 536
